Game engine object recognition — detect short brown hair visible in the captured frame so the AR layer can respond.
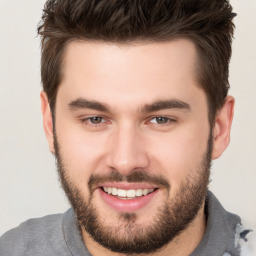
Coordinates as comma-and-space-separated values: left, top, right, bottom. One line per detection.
38, 0, 236, 123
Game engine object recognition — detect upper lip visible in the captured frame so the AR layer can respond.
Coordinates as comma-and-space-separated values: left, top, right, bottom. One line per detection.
96, 182, 158, 190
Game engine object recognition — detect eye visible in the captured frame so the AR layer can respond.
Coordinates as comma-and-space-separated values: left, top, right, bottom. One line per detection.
149, 116, 173, 124
88, 116, 104, 124
81, 116, 108, 127
79, 115, 110, 131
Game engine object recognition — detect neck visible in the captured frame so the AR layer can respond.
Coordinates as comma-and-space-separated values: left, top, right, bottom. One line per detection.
82, 204, 206, 256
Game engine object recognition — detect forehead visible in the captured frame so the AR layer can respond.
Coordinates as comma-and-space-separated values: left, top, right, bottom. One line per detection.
57, 39, 206, 112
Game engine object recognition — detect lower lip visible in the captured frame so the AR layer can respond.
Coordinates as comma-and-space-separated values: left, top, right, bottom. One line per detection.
98, 188, 158, 213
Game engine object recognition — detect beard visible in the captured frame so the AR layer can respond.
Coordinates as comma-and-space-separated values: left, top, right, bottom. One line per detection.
54, 131, 212, 254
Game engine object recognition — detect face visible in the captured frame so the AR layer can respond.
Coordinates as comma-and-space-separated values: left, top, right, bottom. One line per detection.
50, 39, 213, 253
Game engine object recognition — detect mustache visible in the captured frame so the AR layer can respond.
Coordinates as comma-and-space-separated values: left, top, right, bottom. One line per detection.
88, 169, 170, 192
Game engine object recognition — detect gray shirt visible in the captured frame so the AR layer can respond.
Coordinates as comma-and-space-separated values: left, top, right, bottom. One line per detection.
0, 192, 252, 255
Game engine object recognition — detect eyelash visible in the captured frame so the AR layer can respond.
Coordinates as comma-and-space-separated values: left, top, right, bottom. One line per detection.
148, 116, 176, 125
80, 116, 176, 128
81, 116, 108, 126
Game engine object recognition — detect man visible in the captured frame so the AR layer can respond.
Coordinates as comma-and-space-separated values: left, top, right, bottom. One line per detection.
0, 0, 254, 255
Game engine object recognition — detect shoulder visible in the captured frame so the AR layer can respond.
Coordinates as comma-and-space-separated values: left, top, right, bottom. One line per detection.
0, 212, 69, 256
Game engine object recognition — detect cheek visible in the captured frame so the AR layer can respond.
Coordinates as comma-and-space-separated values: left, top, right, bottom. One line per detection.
55, 123, 109, 185
148, 125, 209, 188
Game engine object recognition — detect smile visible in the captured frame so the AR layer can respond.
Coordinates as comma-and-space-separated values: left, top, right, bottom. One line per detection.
98, 185, 159, 212
102, 187, 155, 199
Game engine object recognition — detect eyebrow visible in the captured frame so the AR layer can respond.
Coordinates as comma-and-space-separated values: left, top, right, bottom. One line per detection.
68, 98, 191, 113
68, 98, 110, 112
140, 99, 191, 113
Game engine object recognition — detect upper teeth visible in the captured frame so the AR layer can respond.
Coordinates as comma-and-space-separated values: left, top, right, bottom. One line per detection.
103, 187, 154, 198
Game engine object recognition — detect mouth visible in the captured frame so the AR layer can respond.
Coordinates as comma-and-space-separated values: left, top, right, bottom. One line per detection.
102, 187, 156, 199
97, 184, 159, 212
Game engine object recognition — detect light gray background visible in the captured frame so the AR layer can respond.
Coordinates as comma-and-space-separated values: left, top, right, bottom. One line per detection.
0, 0, 255, 236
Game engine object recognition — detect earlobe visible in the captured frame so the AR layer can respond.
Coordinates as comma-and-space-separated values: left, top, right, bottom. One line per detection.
212, 96, 235, 160
40, 91, 55, 154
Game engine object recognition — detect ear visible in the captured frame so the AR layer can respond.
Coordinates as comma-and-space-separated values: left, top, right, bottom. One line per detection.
40, 91, 55, 154
212, 95, 235, 159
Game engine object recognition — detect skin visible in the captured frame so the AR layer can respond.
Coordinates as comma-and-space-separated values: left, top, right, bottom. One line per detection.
41, 39, 234, 255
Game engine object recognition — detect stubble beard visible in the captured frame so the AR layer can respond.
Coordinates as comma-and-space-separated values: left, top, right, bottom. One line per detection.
54, 132, 212, 254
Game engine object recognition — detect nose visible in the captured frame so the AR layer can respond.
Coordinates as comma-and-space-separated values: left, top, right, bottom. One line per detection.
106, 124, 150, 176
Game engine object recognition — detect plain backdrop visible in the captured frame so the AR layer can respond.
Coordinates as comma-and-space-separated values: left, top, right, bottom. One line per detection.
0, 0, 255, 236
